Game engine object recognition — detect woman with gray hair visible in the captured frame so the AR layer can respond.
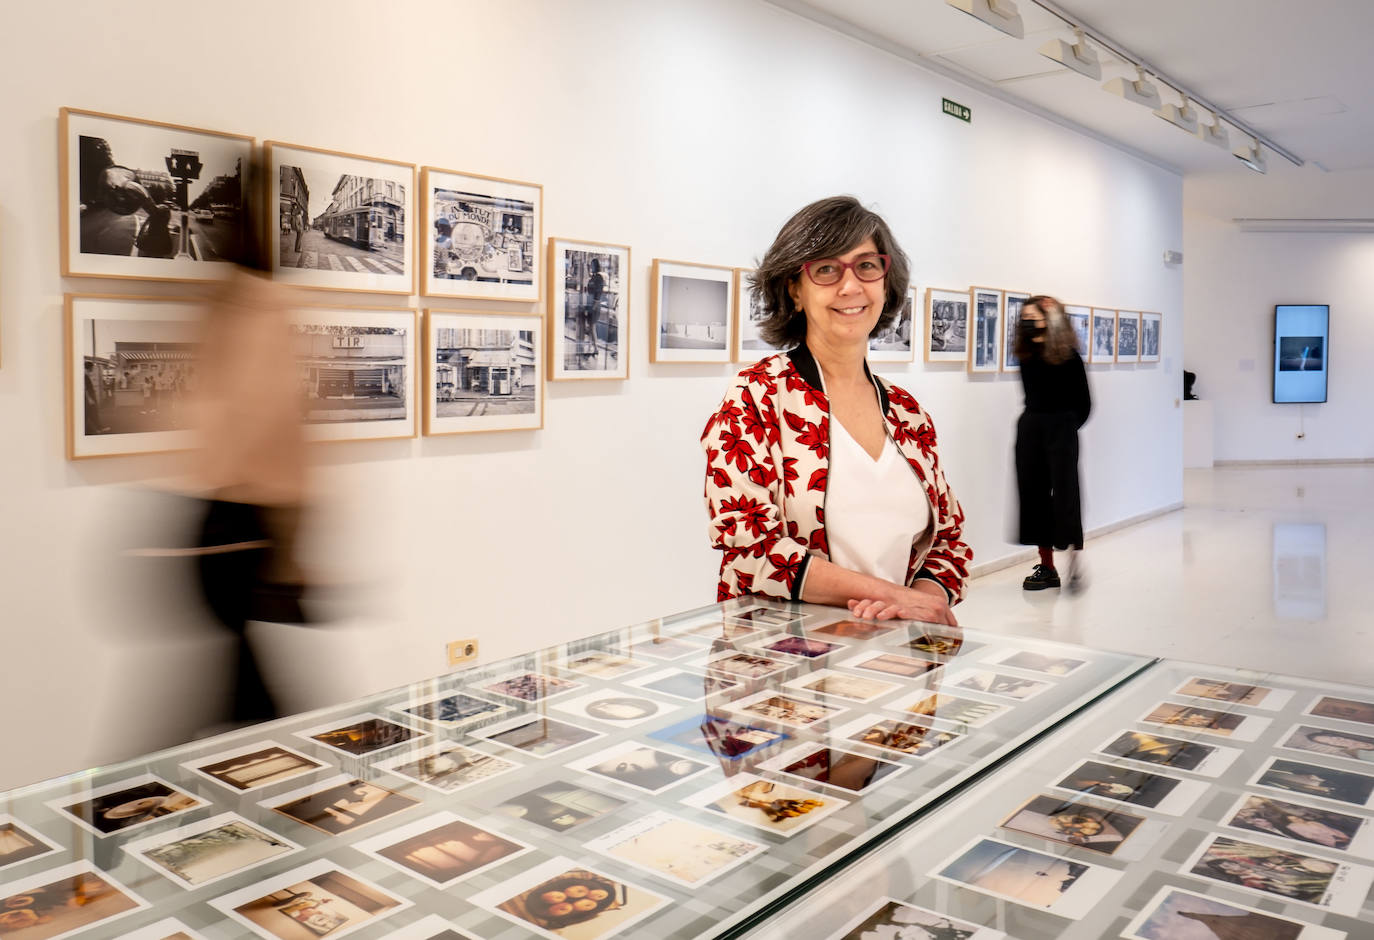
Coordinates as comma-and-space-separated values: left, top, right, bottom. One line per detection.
701, 196, 971, 624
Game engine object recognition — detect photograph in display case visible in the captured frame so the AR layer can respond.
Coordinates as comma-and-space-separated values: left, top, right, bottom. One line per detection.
758, 742, 906, 794
1250, 756, 1374, 808
1221, 791, 1374, 857
648, 713, 789, 760
968, 287, 1001, 373
299, 713, 427, 756
424, 310, 543, 435
868, 286, 917, 362
705, 650, 791, 681
1089, 308, 1116, 364
472, 856, 669, 940
586, 812, 766, 888
733, 268, 785, 361
628, 636, 701, 661
390, 690, 513, 728
924, 288, 968, 363
494, 782, 627, 834
1065, 303, 1090, 353
555, 651, 649, 679
125, 812, 299, 889
828, 898, 1005, 940
997, 793, 1148, 857
840, 650, 943, 679
0, 815, 59, 871
723, 690, 844, 729
0, 862, 148, 939
1174, 675, 1292, 709
884, 690, 1009, 729
650, 259, 735, 363
547, 237, 628, 380
291, 307, 417, 442
1181, 833, 1374, 915
725, 604, 811, 629
1307, 694, 1374, 726
810, 619, 896, 640
566, 741, 712, 795
373, 741, 517, 795
470, 715, 604, 759
681, 773, 847, 837
1138, 701, 1272, 741
625, 667, 739, 700
47, 774, 204, 838
60, 108, 253, 282
990, 649, 1088, 676
893, 630, 980, 657
481, 671, 581, 702
388, 916, 477, 940
210, 859, 410, 940
1139, 310, 1162, 363
833, 715, 961, 758
931, 836, 1122, 919
1123, 885, 1347, 940
782, 668, 898, 704
1001, 290, 1028, 373
266, 141, 414, 294
422, 167, 541, 301
945, 669, 1050, 700
182, 741, 325, 792
267, 775, 421, 836
1115, 309, 1140, 361
353, 811, 532, 889
1093, 729, 1242, 777
551, 690, 675, 727
751, 633, 846, 659
1279, 724, 1374, 763
1052, 759, 1208, 814
123, 918, 213, 940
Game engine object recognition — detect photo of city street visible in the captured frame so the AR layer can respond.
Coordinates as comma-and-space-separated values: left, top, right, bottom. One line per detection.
433, 327, 537, 418
557, 246, 622, 375
80, 315, 200, 437
291, 324, 409, 424
278, 165, 407, 277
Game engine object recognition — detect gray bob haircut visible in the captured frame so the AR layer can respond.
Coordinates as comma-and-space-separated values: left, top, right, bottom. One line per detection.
749, 196, 911, 350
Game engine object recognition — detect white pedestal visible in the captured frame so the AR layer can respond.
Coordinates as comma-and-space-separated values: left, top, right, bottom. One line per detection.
1183, 399, 1214, 468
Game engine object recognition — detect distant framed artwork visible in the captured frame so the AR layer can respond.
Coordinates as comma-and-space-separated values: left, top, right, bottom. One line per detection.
651, 260, 735, 363
968, 287, 1002, 374
924, 288, 968, 363
422, 167, 542, 302
1002, 291, 1029, 373
1089, 308, 1116, 364
265, 141, 415, 294
65, 293, 201, 460
546, 237, 628, 381
1115, 310, 1141, 362
733, 268, 785, 362
869, 286, 917, 363
1139, 311, 1162, 363
292, 307, 417, 442
1065, 304, 1090, 354
60, 107, 254, 282
425, 310, 544, 435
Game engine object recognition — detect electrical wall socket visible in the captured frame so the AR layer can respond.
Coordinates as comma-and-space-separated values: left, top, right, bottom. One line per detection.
447, 638, 479, 666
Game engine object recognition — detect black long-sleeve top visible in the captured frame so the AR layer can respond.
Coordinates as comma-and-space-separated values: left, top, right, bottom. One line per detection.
1019, 351, 1091, 428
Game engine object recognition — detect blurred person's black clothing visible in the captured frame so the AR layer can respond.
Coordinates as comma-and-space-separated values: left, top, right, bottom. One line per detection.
1015, 351, 1091, 552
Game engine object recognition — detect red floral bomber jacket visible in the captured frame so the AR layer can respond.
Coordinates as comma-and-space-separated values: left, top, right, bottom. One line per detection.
700, 346, 972, 604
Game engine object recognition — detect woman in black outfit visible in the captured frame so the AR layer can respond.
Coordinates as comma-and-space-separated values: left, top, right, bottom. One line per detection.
1014, 295, 1091, 592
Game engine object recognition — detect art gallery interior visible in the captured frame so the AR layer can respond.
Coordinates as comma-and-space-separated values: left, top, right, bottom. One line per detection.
2, 1, 1373, 937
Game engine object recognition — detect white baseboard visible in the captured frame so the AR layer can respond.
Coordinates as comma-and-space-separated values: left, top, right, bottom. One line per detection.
969, 502, 1184, 580
1212, 458, 1374, 467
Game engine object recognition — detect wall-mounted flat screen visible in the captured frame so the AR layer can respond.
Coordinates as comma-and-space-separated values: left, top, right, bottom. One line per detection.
1272, 304, 1329, 403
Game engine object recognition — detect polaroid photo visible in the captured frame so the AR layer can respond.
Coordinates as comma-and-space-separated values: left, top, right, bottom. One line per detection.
1278, 723, 1374, 765
1051, 759, 1208, 814
675, 617, 763, 642
883, 690, 1010, 729
1138, 701, 1272, 741
265, 773, 421, 836
990, 649, 1089, 677
0, 862, 148, 940
839, 650, 944, 680
125, 812, 301, 890
209, 858, 410, 940
628, 636, 703, 661
388, 690, 513, 729
121, 919, 213, 940
554, 651, 650, 680
781, 668, 899, 704
945, 669, 1050, 701
1122, 885, 1347, 940
565, 741, 713, 795
624, 667, 739, 701
757, 742, 906, 794
931, 836, 1122, 920
0, 815, 60, 871
373, 740, 518, 794
550, 690, 677, 728
46, 773, 204, 838
353, 810, 532, 889
827, 898, 1005, 940
1093, 728, 1242, 777
720, 689, 846, 729
809, 619, 897, 640
586, 811, 765, 888
1174, 675, 1293, 710
1221, 791, 1374, 857
297, 712, 428, 757
746, 632, 848, 660
723, 603, 811, 630
471, 855, 669, 940
647, 713, 790, 761
1250, 756, 1374, 809
890, 630, 983, 658
481, 671, 583, 703
469, 714, 605, 759
1306, 694, 1374, 728
997, 793, 1161, 860
386, 916, 479, 940
832, 714, 963, 759
1181, 832, 1374, 916
681, 772, 848, 837
705, 650, 792, 681
492, 781, 627, 834
182, 740, 325, 793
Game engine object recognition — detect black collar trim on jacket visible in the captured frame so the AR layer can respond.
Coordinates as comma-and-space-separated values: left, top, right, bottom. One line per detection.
786, 343, 891, 413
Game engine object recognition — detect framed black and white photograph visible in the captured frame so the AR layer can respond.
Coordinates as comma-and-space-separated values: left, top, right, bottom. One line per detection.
650, 259, 735, 363
924, 287, 968, 363
968, 287, 1001, 374
65, 294, 201, 460
733, 268, 785, 362
60, 108, 254, 282
1089, 308, 1116, 364
1115, 310, 1140, 362
424, 310, 543, 435
292, 307, 417, 442
1002, 290, 1029, 372
1139, 311, 1162, 363
125, 812, 300, 890
868, 286, 917, 363
1065, 304, 1090, 353
547, 237, 628, 380
265, 141, 415, 294
422, 167, 541, 301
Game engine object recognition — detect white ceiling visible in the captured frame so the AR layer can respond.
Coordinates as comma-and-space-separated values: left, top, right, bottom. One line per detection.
768, 0, 1374, 176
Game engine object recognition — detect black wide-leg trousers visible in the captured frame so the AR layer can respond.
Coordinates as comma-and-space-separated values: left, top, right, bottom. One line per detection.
1015, 411, 1083, 551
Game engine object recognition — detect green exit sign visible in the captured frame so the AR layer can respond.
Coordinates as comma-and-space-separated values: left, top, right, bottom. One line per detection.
942, 98, 971, 123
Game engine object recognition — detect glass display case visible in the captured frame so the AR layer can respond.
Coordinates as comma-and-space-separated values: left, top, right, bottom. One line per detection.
0, 599, 1151, 939
744, 658, 1374, 940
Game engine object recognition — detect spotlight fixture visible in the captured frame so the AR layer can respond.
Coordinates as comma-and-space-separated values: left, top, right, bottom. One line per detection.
1196, 112, 1230, 149
1102, 68, 1162, 109
945, 0, 1024, 39
1038, 28, 1101, 80
1154, 99, 1199, 134
1233, 136, 1267, 173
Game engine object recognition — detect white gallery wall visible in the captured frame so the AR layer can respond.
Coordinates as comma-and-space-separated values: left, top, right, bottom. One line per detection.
0, 0, 1182, 789
1184, 166, 1374, 461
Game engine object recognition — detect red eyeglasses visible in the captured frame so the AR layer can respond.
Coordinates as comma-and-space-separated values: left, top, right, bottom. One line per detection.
800, 253, 890, 287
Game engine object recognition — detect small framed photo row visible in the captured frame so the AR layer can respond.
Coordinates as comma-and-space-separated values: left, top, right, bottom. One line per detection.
424, 310, 544, 435
968, 287, 1002, 374
1089, 307, 1116, 364
869, 286, 917, 363
421, 167, 542, 301
547, 237, 629, 381
733, 268, 786, 362
1002, 290, 1029, 372
293, 307, 418, 442
651, 259, 735, 363
265, 141, 415, 295
66, 293, 201, 459
1116, 310, 1141, 362
924, 288, 968, 363
1065, 304, 1090, 354
1140, 311, 1162, 363
60, 108, 255, 282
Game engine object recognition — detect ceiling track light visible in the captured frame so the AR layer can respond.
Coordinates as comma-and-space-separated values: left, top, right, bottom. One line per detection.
1102, 68, 1162, 109
1038, 28, 1101, 80
1154, 99, 1199, 134
1233, 137, 1267, 174
1197, 113, 1230, 149
945, 0, 1025, 39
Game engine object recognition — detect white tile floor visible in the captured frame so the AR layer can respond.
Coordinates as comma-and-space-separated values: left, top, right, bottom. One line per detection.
956, 465, 1374, 689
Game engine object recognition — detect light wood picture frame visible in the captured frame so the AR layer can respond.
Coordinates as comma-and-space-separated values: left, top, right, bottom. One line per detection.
1089, 308, 1117, 364
546, 237, 629, 381
292, 306, 418, 442
60, 107, 255, 282
1115, 310, 1141, 362
969, 287, 1002, 374
1140, 311, 1162, 363
265, 141, 415, 294
421, 167, 542, 302
424, 310, 544, 435
650, 259, 735, 363
1002, 291, 1030, 373
733, 268, 785, 362
924, 287, 968, 363
869, 286, 917, 363
1065, 304, 1090, 355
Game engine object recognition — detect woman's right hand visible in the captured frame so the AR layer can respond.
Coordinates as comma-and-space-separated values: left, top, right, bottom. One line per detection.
847, 581, 958, 626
